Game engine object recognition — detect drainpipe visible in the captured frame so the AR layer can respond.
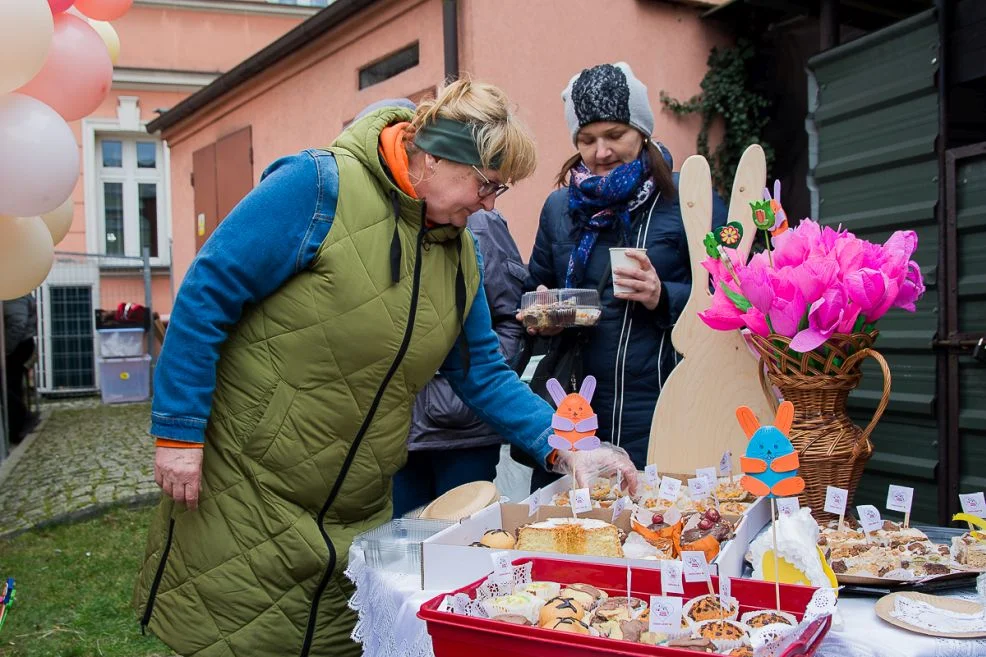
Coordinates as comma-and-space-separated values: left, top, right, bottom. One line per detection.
443, 0, 459, 82
820, 0, 839, 50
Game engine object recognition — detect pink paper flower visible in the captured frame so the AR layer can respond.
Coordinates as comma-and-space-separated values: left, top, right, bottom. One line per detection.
790, 287, 848, 352
893, 261, 926, 312
845, 268, 898, 323
766, 278, 806, 338
698, 286, 746, 331
741, 307, 770, 337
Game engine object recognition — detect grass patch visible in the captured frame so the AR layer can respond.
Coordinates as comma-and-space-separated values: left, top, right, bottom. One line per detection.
0, 505, 172, 657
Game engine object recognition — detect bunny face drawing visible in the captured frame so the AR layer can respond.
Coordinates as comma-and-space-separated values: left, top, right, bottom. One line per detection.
736, 401, 805, 499
546, 376, 600, 452
762, 180, 789, 236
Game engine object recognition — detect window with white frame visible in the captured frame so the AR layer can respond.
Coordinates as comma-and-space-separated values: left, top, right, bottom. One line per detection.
95, 136, 168, 262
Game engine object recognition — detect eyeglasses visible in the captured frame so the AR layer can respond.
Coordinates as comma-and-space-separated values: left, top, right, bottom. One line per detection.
472, 166, 510, 199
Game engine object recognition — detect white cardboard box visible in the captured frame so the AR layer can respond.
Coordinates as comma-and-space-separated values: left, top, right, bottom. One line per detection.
421, 499, 768, 591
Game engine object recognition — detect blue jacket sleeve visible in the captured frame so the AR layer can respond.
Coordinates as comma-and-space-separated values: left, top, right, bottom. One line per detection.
151, 149, 338, 442
440, 238, 555, 466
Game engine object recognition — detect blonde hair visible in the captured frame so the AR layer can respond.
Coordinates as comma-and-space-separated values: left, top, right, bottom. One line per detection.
408, 77, 537, 183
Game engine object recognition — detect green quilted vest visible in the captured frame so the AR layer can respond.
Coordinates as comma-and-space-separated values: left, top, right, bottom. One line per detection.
134, 108, 480, 657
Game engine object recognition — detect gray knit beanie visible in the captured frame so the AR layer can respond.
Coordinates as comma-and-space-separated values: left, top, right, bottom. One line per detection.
562, 62, 654, 144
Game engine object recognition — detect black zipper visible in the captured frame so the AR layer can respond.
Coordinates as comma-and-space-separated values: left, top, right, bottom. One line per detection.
299, 221, 427, 657
140, 517, 176, 633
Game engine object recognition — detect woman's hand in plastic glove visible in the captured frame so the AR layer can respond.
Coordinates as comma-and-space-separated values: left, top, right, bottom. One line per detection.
551, 443, 639, 496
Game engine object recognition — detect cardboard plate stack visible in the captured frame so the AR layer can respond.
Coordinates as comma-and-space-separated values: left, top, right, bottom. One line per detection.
418, 481, 499, 521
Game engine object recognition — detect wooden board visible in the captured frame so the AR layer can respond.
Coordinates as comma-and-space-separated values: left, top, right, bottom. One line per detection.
874, 592, 986, 638
647, 145, 776, 472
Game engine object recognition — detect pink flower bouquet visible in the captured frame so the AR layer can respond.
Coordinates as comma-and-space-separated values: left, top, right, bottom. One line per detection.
698, 218, 925, 354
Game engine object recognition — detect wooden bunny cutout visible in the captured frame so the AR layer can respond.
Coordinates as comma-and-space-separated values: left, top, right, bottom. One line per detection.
547, 376, 601, 452
646, 145, 776, 471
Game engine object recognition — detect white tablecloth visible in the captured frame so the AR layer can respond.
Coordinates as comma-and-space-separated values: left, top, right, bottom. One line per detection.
346, 546, 986, 657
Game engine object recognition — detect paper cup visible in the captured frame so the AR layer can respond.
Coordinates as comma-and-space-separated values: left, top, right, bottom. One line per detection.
609, 248, 646, 295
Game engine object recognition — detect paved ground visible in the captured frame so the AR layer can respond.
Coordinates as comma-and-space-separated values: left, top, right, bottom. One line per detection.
0, 396, 531, 538
0, 398, 158, 538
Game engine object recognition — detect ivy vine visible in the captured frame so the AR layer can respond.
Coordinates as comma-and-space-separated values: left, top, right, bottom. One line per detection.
660, 39, 773, 195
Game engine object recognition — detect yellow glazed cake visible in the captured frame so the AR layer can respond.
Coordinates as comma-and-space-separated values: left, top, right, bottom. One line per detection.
516, 518, 624, 558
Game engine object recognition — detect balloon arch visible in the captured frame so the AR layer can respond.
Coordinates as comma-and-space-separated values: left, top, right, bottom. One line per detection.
0, 0, 132, 300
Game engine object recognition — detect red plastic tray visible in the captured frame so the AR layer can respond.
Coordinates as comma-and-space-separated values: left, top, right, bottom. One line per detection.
418, 557, 831, 657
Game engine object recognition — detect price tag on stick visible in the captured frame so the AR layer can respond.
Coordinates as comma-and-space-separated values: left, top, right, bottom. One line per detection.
571, 487, 592, 515
825, 486, 848, 530
648, 596, 683, 634
661, 560, 684, 595
886, 485, 914, 527
857, 505, 883, 541
959, 492, 986, 519
776, 497, 800, 517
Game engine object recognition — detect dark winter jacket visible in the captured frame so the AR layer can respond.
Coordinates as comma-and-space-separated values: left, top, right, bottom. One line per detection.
525, 163, 727, 468
3, 294, 37, 356
407, 209, 527, 451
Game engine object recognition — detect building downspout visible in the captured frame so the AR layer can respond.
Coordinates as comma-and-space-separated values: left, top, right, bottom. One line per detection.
443, 0, 459, 82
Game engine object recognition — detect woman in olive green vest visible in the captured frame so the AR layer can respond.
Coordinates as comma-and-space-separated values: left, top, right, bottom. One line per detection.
136, 79, 638, 657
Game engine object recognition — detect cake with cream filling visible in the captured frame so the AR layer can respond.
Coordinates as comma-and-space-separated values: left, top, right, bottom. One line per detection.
515, 517, 624, 558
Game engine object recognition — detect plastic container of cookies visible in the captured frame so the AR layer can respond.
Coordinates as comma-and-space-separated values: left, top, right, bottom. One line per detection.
353, 518, 455, 575
419, 557, 831, 657
519, 288, 602, 330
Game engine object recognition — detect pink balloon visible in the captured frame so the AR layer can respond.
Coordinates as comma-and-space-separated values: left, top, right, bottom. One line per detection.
48, 0, 75, 14
74, 0, 132, 21
15, 14, 112, 122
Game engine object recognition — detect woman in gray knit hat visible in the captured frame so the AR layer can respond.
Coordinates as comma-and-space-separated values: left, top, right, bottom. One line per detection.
519, 62, 727, 488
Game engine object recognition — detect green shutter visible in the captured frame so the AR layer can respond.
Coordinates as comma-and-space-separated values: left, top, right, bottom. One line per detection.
807, 10, 941, 522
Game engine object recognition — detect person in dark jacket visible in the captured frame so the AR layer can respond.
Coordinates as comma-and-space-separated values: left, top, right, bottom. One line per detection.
3, 294, 38, 443
394, 209, 527, 517
522, 63, 727, 486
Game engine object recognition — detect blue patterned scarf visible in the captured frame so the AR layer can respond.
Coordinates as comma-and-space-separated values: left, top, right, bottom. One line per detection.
565, 153, 655, 287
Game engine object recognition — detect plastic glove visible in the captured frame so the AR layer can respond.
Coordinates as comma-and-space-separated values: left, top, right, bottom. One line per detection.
551, 442, 639, 496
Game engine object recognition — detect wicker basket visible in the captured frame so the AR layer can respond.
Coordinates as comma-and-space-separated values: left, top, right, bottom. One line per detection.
750, 332, 892, 522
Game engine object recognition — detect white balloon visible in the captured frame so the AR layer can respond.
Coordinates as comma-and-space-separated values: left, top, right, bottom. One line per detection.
41, 194, 75, 245
0, 0, 54, 95
0, 93, 80, 217
0, 215, 55, 300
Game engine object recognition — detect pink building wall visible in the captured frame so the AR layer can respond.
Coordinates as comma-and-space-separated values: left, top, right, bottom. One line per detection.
161, 0, 728, 291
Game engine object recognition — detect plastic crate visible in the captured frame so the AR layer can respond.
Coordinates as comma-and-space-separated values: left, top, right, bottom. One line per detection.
98, 355, 151, 404
96, 328, 146, 358
419, 557, 831, 657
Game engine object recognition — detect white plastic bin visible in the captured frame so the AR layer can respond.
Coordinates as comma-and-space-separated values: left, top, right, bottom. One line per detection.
99, 355, 151, 404
97, 327, 146, 358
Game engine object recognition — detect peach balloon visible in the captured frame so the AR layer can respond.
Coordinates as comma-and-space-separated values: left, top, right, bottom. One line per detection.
41, 195, 75, 245
0, 216, 55, 301
89, 20, 120, 65
74, 0, 133, 21
0, 0, 54, 95
16, 14, 113, 122
0, 93, 80, 217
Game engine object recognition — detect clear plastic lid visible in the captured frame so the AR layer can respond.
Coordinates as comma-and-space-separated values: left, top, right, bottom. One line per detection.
519, 288, 601, 329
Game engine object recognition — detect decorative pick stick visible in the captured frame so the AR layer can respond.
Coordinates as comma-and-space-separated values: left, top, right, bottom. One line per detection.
545, 376, 600, 519
736, 401, 805, 613
703, 224, 743, 287
750, 199, 776, 268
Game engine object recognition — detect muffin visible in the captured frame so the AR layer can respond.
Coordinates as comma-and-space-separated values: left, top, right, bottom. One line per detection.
547, 617, 591, 634
515, 581, 561, 601
480, 529, 516, 550
593, 596, 647, 622
683, 594, 738, 625
538, 596, 584, 627
741, 609, 796, 629
593, 618, 645, 642
694, 619, 747, 644
559, 583, 607, 609
491, 614, 531, 625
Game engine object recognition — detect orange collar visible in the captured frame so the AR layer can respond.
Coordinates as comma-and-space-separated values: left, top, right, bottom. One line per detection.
378, 122, 417, 199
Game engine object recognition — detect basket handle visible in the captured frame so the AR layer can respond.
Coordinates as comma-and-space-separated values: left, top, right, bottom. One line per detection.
841, 347, 892, 446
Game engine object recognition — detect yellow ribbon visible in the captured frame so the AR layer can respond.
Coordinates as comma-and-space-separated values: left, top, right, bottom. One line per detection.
952, 513, 986, 541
